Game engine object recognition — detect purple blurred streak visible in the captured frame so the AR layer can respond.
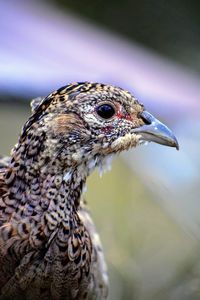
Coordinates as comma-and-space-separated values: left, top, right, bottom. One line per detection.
0, 0, 200, 119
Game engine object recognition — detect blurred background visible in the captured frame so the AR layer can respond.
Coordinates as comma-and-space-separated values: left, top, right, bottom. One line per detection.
0, 0, 200, 299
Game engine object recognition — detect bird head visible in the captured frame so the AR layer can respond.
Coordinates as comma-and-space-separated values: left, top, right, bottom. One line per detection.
22, 82, 178, 170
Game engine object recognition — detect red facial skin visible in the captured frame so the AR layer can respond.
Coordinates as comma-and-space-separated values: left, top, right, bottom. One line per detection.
101, 104, 132, 134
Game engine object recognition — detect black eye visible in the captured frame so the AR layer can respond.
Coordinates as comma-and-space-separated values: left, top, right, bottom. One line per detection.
96, 103, 116, 120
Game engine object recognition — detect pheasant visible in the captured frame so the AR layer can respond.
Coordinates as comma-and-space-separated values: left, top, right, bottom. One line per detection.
0, 82, 178, 300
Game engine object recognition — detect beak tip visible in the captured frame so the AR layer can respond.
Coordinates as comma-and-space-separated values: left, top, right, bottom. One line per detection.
174, 139, 179, 151
168, 131, 179, 150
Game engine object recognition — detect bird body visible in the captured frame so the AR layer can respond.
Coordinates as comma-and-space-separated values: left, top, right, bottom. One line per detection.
0, 82, 178, 299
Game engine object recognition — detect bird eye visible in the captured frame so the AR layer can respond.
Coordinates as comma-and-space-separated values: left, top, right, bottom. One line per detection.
96, 103, 116, 120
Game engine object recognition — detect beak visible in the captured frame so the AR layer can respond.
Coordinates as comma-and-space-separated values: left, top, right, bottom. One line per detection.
133, 111, 179, 150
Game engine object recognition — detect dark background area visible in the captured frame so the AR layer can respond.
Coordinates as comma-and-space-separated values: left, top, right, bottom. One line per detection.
52, 0, 200, 73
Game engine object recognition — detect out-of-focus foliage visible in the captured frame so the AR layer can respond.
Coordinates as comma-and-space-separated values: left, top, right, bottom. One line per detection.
51, 0, 200, 73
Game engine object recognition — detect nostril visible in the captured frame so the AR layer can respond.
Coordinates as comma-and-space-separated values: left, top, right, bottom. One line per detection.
139, 111, 152, 125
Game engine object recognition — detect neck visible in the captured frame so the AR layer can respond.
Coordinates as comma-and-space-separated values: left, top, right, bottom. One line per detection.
4, 129, 90, 245
7, 140, 87, 206
4, 125, 113, 248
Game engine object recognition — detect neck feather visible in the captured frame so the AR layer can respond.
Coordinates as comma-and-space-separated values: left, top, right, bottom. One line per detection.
3, 125, 113, 248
